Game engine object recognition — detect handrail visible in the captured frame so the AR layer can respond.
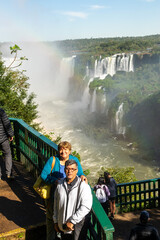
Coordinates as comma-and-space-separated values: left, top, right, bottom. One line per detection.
10, 118, 114, 240
117, 178, 160, 212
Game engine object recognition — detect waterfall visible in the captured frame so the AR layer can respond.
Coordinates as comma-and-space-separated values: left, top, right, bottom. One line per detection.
94, 55, 117, 78
117, 53, 134, 72
107, 55, 117, 76
90, 89, 97, 112
80, 53, 134, 117
93, 53, 134, 79
129, 54, 134, 72
100, 93, 107, 114
82, 53, 135, 116
115, 103, 126, 135
81, 77, 93, 109
94, 58, 103, 78
53, 55, 76, 100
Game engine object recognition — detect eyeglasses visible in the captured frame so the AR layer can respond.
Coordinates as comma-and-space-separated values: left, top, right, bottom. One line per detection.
65, 168, 77, 172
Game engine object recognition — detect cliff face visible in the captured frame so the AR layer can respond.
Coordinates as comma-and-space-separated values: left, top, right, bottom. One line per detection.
134, 53, 160, 68
125, 92, 160, 159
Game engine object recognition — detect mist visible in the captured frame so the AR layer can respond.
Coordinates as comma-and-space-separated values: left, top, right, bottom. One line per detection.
1, 42, 160, 182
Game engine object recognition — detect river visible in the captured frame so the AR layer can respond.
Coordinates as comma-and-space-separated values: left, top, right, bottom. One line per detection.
37, 99, 159, 183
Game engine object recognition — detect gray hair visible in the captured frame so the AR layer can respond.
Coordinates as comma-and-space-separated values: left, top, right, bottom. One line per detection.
65, 159, 78, 168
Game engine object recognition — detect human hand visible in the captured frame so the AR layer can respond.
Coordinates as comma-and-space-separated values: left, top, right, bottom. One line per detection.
66, 222, 74, 231
54, 223, 60, 232
81, 175, 88, 184
9, 137, 13, 142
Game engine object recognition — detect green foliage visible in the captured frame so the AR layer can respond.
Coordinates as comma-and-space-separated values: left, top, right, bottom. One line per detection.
98, 166, 137, 184
53, 34, 160, 57
72, 150, 81, 162
41, 131, 61, 144
10, 44, 21, 53
7, 44, 28, 69
89, 76, 114, 93
83, 169, 90, 176
0, 45, 38, 127
107, 62, 160, 121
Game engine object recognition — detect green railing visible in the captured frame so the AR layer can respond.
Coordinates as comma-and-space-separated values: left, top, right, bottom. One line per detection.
117, 178, 160, 212
10, 118, 114, 240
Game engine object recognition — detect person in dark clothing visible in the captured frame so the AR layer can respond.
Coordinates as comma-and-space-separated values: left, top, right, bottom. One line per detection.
0, 108, 14, 180
104, 172, 117, 220
129, 210, 160, 240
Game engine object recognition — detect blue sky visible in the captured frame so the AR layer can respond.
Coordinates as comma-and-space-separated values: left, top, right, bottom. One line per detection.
0, 0, 160, 42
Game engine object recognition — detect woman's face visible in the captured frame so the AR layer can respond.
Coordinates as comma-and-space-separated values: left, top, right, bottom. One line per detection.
59, 147, 71, 160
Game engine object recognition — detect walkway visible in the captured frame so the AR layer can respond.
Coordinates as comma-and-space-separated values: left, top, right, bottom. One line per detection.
112, 208, 160, 239
0, 160, 46, 239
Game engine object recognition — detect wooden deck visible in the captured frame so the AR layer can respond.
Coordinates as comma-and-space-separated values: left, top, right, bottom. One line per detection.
0, 160, 46, 239
112, 208, 160, 239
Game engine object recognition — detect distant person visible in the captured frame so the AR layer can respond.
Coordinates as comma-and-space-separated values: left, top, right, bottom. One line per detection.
104, 172, 117, 220
129, 210, 160, 240
40, 141, 87, 240
53, 159, 92, 240
94, 177, 110, 215
0, 108, 14, 180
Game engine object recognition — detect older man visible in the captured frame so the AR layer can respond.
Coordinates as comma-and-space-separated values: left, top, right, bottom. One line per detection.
53, 159, 92, 240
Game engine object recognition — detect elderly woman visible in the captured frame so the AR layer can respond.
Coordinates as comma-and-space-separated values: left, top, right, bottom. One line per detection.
41, 141, 87, 240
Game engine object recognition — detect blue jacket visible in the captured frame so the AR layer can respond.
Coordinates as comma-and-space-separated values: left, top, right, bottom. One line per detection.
41, 154, 84, 184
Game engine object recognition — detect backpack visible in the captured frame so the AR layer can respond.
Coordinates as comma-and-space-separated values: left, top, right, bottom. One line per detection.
95, 186, 107, 203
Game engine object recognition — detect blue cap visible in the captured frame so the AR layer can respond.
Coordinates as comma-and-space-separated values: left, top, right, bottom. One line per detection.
140, 211, 149, 221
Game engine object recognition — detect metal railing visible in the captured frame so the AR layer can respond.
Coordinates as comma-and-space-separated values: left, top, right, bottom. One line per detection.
10, 118, 114, 240
117, 178, 160, 212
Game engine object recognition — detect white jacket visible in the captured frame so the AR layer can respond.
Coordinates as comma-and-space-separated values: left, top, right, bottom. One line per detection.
53, 176, 92, 233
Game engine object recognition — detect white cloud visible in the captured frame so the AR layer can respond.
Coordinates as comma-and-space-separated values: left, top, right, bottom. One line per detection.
90, 5, 106, 10
143, 0, 155, 2
61, 11, 88, 19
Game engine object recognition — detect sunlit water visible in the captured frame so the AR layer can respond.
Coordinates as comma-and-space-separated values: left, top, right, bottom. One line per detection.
37, 100, 160, 183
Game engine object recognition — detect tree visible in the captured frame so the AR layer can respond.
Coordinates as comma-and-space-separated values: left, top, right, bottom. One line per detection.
0, 45, 38, 128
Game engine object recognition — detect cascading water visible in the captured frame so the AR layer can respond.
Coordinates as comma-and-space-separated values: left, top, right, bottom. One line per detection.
83, 53, 134, 116
93, 53, 134, 79
116, 53, 134, 72
81, 77, 93, 109
53, 55, 76, 100
115, 103, 126, 135
90, 89, 97, 112
129, 54, 134, 72
100, 94, 107, 114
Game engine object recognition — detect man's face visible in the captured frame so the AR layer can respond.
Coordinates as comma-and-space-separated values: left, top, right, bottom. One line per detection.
65, 163, 78, 182
59, 147, 71, 160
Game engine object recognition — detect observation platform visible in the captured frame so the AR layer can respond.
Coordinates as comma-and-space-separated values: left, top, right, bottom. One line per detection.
0, 160, 46, 240
0, 160, 160, 240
